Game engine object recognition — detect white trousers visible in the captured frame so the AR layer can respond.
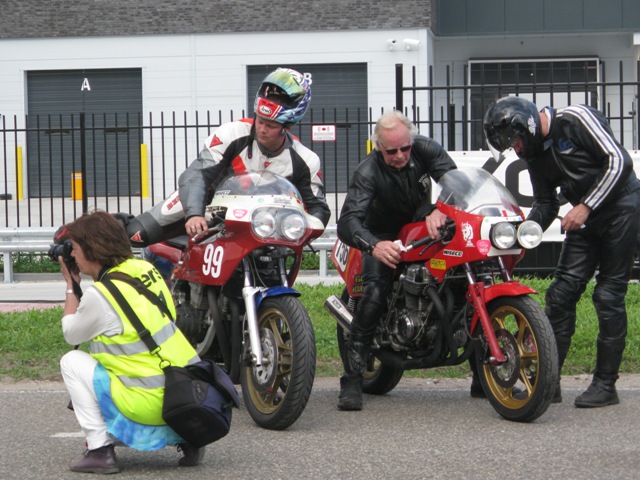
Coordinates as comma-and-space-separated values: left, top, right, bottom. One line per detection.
60, 350, 112, 450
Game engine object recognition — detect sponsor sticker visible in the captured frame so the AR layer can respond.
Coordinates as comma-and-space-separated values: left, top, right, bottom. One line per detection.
443, 249, 463, 257
430, 258, 446, 270
461, 221, 474, 247
274, 195, 293, 205
476, 239, 491, 255
233, 209, 248, 219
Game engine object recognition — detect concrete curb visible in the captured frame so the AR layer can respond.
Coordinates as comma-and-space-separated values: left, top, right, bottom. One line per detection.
0, 272, 344, 311
3, 374, 640, 392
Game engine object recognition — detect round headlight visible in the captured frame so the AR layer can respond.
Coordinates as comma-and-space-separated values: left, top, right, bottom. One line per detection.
517, 220, 543, 249
491, 222, 517, 249
281, 212, 307, 241
252, 209, 276, 238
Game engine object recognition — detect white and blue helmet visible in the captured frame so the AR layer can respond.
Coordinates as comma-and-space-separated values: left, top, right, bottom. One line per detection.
254, 68, 311, 126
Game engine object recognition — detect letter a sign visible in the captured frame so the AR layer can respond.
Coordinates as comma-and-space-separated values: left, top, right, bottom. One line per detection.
81, 78, 91, 91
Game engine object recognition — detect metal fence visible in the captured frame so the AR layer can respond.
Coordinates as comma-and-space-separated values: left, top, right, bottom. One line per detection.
1, 59, 638, 228
396, 60, 639, 152
0, 109, 371, 228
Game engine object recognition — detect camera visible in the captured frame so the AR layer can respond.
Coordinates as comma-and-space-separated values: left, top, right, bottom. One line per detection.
48, 237, 77, 272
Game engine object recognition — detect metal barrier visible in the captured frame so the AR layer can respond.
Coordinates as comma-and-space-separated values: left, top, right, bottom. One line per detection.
0, 227, 58, 283
0, 226, 338, 283
307, 225, 337, 278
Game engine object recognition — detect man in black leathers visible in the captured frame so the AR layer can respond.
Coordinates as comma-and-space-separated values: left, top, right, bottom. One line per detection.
336, 111, 457, 410
484, 96, 640, 408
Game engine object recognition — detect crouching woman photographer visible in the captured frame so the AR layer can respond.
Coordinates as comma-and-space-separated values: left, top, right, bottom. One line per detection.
56, 211, 203, 474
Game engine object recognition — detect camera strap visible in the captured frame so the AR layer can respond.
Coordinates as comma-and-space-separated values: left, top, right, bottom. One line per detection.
100, 271, 180, 364
100, 274, 163, 360
70, 278, 83, 299
104, 271, 174, 321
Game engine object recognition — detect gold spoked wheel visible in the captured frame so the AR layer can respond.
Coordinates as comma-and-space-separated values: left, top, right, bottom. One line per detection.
476, 296, 558, 423
241, 296, 316, 430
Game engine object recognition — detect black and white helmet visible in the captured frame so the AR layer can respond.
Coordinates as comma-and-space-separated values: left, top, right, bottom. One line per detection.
483, 96, 544, 159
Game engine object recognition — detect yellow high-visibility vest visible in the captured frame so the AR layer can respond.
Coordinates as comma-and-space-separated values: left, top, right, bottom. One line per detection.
92, 258, 199, 425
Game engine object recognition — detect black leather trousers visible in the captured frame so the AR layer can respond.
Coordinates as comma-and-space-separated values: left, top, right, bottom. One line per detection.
545, 190, 640, 375
350, 251, 394, 339
343, 252, 394, 376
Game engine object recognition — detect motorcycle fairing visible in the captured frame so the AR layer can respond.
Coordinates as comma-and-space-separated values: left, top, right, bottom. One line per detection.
330, 239, 364, 297
170, 171, 324, 285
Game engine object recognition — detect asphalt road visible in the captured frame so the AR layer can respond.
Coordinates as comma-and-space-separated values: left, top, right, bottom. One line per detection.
1, 375, 639, 480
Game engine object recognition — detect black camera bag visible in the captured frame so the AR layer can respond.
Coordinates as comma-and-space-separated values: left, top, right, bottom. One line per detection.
162, 359, 239, 447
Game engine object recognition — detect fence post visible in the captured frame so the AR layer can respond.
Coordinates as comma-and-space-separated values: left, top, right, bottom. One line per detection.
2, 252, 14, 283
395, 64, 404, 111
448, 104, 456, 151
319, 250, 327, 277
79, 112, 88, 213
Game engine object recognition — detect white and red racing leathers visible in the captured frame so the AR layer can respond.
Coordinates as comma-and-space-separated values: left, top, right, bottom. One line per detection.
125, 118, 330, 246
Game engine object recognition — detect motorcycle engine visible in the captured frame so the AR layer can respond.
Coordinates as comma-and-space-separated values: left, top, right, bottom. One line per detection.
173, 280, 209, 344
391, 264, 435, 348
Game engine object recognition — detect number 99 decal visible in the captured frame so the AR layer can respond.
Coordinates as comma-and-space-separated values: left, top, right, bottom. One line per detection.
202, 244, 224, 278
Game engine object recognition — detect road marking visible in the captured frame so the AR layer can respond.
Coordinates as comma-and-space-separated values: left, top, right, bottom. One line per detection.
51, 431, 84, 438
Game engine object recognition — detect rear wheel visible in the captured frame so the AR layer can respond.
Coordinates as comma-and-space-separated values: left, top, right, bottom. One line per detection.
241, 296, 316, 430
476, 296, 558, 423
336, 289, 404, 395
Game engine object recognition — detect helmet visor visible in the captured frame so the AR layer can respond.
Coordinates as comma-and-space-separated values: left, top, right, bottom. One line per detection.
259, 84, 299, 108
485, 124, 521, 152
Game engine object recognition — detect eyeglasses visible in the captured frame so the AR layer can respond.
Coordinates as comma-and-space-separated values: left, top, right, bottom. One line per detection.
381, 144, 412, 155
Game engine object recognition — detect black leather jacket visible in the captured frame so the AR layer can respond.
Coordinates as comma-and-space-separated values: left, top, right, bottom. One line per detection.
337, 135, 456, 253
526, 105, 640, 231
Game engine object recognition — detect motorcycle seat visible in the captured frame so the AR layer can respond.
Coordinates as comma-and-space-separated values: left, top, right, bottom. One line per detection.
166, 235, 190, 250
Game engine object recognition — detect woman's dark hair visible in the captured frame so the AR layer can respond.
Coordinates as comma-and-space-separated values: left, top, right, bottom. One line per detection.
65, 211, 133, 268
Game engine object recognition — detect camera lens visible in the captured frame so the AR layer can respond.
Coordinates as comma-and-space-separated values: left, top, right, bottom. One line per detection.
48, 243, 65, 262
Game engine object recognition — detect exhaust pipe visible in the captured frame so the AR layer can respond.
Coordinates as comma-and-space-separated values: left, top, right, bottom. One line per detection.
324, 295, 353, 332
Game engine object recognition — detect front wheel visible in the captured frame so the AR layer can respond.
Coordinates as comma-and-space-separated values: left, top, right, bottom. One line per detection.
476, 296, 558, 423
241, 296, 316, 430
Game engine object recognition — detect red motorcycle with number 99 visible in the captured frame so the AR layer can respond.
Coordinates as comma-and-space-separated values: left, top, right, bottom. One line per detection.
146, 171, 325, 430
325, 167, 559, 422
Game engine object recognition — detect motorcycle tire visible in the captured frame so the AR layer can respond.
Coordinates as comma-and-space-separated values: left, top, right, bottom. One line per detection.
475, 295, 558, 423
241, 295, 316, 430
336, 289, 404, 395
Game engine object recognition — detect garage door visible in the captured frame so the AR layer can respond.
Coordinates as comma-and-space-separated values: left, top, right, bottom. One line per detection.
26, 68, 143, 197
248, 63, 368, 193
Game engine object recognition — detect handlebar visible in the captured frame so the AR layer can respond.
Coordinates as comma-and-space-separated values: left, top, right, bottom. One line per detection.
406, 234, 434, 251
405, 219, 455, 253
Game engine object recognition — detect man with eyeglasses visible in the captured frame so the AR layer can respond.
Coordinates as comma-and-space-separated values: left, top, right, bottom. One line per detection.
335, 110, 457, 410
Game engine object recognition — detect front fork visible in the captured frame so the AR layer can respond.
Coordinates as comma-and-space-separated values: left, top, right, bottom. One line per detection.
242, 258, 264, 367
463, 262, 507, 364
241, 256, 292, 368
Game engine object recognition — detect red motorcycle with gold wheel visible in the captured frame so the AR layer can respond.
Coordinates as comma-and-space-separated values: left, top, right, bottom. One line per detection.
325, 167, 558, 422
146, 171, 325, 430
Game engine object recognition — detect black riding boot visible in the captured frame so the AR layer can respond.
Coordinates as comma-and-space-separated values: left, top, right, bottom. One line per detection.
468, 355, 486, 398
338, 336, 370, 411
552, 337, 571, 404
574, 338, 624, 408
